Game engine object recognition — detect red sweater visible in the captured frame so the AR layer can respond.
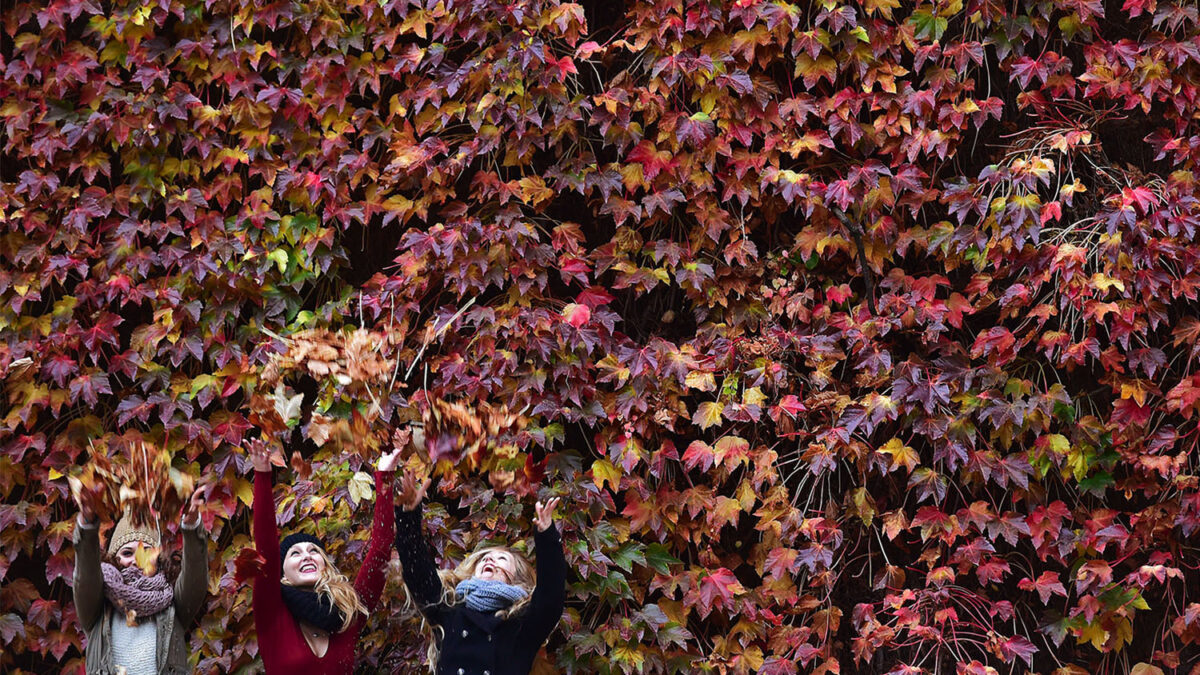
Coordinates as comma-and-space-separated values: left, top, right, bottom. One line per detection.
252, 469, 395, 674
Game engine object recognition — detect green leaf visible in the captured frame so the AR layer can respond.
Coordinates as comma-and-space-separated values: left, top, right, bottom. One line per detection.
908, 10, 947, 40
643, 543, 682, 574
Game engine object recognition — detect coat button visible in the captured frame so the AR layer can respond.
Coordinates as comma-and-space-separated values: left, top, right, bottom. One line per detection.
484, 671, 491, 675
462, 629, 469, 638
457, 670, 464, 675
487, 634, 492, 642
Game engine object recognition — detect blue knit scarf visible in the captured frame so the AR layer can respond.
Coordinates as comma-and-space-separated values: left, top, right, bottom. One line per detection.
454, 578, 528, 613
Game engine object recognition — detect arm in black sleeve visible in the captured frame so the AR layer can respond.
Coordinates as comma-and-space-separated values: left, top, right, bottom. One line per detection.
394, 505, 448, 625
519, 524, 566, 646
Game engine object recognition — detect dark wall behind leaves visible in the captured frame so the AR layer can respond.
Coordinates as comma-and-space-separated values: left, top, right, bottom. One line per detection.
3, 0, 1200, 673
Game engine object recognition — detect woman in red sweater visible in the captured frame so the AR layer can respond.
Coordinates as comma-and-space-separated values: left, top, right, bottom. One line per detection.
249, 441, 400, 674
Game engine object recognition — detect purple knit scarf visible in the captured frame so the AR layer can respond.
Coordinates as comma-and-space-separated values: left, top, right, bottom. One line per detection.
101, 562, 173, 619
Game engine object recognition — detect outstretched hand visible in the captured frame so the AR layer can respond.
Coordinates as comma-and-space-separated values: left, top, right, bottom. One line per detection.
182, 488, 205, 528
377, 447, 403, 473
534, 497, 560, 532
248, 442, 272, 473
397, 470, 428, 512
72, 487, 97, 526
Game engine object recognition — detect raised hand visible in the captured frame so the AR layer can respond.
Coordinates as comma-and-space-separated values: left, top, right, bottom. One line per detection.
534, 497, 560, 532
377, 447, 403, 473
72, 485, 97, 526
182, 487, 206, 528
248, 441, 272, 473
397, 470, 429, 512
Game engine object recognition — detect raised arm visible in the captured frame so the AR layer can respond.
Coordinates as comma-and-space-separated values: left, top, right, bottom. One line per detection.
71, 514, 104, 631
393, 470, 447, 624
173, 490, 210, 626
352, 467, 396, 612
521, 498, 566, 645
250, 443, 280, 583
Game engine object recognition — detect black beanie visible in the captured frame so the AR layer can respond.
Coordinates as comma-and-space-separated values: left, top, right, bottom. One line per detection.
280, 533, 325, 572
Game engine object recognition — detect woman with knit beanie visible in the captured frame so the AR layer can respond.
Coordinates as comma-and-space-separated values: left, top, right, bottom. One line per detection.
72, 489, 208, 675
248, 440, 401, 673
394, 470, 565, 675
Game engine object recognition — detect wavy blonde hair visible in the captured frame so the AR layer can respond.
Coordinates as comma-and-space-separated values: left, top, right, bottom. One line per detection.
283, 548, 368, 633
439, 545, 536, 618
416, 545, 536, 671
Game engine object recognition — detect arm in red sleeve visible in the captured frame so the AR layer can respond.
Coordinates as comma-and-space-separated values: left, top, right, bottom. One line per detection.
252, 469, 281, 586
353, 470, 395, 612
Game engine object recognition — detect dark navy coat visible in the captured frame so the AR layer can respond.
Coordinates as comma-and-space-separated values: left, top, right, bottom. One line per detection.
394, 507, 566, 675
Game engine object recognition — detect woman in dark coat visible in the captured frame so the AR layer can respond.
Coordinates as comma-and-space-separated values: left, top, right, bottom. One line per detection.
394, 471, 564, 675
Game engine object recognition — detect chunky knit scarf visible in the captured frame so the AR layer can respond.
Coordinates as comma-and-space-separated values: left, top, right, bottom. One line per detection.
280, 585, 345, 634
101, 563, 173, 619
454, 578, 529, 613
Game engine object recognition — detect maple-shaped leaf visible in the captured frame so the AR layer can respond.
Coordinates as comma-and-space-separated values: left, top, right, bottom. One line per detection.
692, 401, 724, 430
998, 635, 1037, 665
681, 440, 715, 472
0, 612, 26, 644
877, 438, 920, 473
696, 567, 743, 617
1018, 571, 1068, 603
233, 547, 266, 585
133, 543, 159, 577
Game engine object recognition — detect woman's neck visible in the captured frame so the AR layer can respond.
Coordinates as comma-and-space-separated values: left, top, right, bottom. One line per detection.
297, 620, 330, 658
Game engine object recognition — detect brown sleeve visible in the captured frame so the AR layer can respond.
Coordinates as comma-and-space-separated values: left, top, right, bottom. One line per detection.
72, 518, 104, 630
172, 521, 209, 626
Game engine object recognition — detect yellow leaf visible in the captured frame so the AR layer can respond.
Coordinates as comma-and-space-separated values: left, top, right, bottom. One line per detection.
685, 370, 716, 391
742, 387, 766, 406
740, 645, 765, 671
1045, 433, 1070, 454
234, 478, 253, 507
1091, 272, 1126, 294
612, 645, 645, 669
850, 487, 876, 526
48, 468, 64, 480
347, 471, 374, 505
134, 543, 159, 576
1120, 380, 1149, 406
1130, 664, 1164, 675
592, 459, 620, 491
1076, 621, 1108, 650
693, 401, 724, 430
878, 438, 919, 472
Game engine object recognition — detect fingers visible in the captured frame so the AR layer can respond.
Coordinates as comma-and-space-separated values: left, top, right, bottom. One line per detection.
397, 470, 427, 511
534, 496, 560, 531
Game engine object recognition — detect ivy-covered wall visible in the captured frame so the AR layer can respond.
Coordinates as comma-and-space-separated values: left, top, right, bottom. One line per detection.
2, 0, 1200, 673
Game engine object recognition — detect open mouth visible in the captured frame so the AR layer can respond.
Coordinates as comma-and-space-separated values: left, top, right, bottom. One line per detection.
299, 562, 318, 574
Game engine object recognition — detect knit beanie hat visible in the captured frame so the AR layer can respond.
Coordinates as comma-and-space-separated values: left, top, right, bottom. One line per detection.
106, 514, 161, 556
280, 533, 325, 572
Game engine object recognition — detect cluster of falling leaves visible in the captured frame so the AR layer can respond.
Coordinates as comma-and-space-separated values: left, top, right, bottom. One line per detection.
260, 327, 396, 391
68, 440, 193, 536
254, 328, 398, 460
418, 395, 525, 464
255, 327, 528, 489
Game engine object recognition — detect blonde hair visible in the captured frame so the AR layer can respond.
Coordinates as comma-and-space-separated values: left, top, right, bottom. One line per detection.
417, 545, 536, 671
440, 546, 536, 618
284, 549, 368, 633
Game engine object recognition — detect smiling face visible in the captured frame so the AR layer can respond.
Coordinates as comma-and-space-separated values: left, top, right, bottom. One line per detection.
472, 548, 518, 584
282, 542, 326, 587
